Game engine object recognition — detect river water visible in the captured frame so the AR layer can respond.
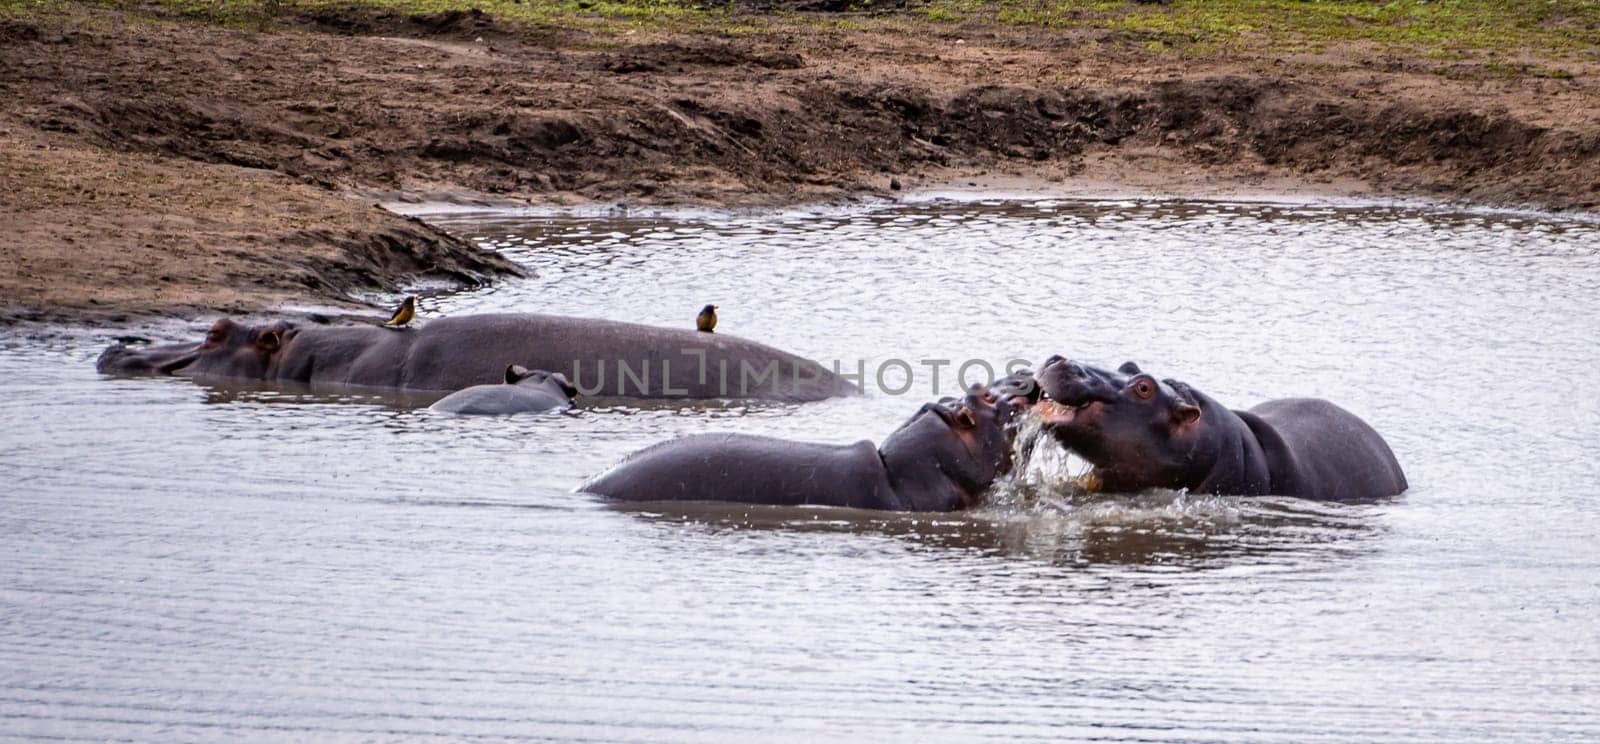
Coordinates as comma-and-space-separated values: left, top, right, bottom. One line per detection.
3, 198, 1598, 741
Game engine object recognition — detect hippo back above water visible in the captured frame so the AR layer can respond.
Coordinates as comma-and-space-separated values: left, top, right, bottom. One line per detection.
429, 365, 578, 415
1033, 356, 1406, 502
96, 312, 855, 402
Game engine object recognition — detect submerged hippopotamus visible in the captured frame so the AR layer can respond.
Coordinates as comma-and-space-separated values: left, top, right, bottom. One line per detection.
96, 313, 853, 402
429, 365, 577, 415
1033, 356, 1407, 502
581, 380, 1033, 511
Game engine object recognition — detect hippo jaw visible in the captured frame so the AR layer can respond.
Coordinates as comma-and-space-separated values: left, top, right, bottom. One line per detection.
95, 342, 202, 376
1034, 396, 1161, 492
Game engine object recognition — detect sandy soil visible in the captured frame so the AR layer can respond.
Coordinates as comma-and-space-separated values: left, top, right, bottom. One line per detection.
0, 125, 517, 325
2, 6, 1597, 324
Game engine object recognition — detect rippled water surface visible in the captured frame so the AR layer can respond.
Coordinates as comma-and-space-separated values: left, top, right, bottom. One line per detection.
4, 199, 1599, 741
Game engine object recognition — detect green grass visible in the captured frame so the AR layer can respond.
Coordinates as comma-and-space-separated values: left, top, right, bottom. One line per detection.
0, 0, 735, 31
934, 0, 1600, 56
0, 0, 61, 17
8, 0, 1599, 56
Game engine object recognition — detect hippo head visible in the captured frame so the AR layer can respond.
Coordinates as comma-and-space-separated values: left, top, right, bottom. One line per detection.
879, 384, 1027, 506
505, 364, 579, 401
1033, 355, 1217, 493
990, 368, 1041, 410
96, 318, 297, 380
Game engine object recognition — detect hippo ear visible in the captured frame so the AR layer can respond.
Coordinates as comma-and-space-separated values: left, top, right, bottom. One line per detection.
504, 364, 531, 384
549, 372, 578, 400
1170, 401, 1201, 427
203, 318, 234, 348
256, 329, 282, 354
1118, 361, 1142, 375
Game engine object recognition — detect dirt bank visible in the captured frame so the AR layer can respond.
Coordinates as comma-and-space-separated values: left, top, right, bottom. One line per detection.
0, 124, 518, 325
2, 4, 1598, 323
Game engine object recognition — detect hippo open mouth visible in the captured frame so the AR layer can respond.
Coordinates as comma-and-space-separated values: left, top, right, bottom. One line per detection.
1031, 357, 1144, 491
1033, 356, 1121, 426
1029, 399, 1113, 492
1034, 397, 1090, 426
1035, 384, 1115, 427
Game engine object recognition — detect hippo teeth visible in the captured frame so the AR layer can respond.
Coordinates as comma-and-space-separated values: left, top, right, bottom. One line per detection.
1039, 390, 1088, 410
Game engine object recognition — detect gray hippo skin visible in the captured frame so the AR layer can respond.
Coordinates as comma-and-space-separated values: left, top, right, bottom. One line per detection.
1033, 356, 1407, 502
429, 365, 577, 415
96, 313, 854, 402
580, 381, 1033, 511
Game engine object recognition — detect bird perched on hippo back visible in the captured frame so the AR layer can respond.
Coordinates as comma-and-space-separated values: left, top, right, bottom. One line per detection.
696, 304, 718, 333
383, 295, 417, 329
429, 364, 577, 415
1031, 356, 1407, 502
581, 377, 1037, 511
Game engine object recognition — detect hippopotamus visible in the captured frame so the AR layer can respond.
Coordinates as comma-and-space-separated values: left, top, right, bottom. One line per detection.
428, 365, 577, 415
1033, 356, 1406, 502
990, 366, 1041, 406
96, 313, 853, 402
581, 381, 1033, 511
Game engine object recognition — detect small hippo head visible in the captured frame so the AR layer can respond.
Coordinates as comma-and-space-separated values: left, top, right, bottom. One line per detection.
879, 384, 1025, 507
504, 364, 578, 401
1033, 355, 1215, 492
990, 368, 1041, 411
96, 318, 297, 380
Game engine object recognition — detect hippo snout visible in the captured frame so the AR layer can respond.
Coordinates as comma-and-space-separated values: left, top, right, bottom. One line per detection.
1040, 356, 1088, 380
95, 341, 200, 376
95, 345, 136, 373
1036, 357, 1113, 407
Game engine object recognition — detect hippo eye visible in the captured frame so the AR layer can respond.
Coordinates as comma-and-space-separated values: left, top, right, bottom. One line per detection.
1131, 377, 1157, 401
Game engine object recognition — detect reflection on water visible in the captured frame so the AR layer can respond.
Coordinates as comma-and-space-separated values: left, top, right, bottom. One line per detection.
3, 198, 1600, 741
620, 493, 1377, 570
192, 377, 784, 414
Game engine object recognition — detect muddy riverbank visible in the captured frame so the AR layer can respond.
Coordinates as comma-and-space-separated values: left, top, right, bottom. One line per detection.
2, 3, 1597, 324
